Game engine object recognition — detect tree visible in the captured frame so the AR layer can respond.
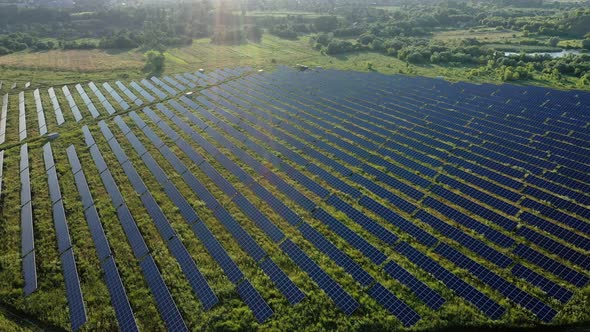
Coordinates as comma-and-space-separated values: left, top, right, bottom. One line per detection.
143, 50, 165, 77
314, 16, 339, 32
549, 37, 560, 47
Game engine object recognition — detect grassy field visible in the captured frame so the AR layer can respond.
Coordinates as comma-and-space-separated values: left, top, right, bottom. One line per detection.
0, 33, 588, 96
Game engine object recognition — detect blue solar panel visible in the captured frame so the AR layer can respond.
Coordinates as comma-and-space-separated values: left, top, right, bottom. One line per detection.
298, 222, 374, 286
383, 260, 445, 310
352, 174, 417, 214
249, 182, 302, 226
516, 226, 590, 270
22, 251, 37, 296
61, 249, 87, 331
116, 205, 149, 259
359, 196, 437, 247
167, 237, 218, 310
139, 192, 176, 241
513, 244, 588, 287
236, 280, 273, 323
326, 195, 398, 245
511, 264, 573, 304
52, 201, 72, 254
367, 283, 421, 327
139, 255, 188, 331
279, 239, 359, 315
415, 210, 512, 268
213, 208, 267, 262
312, 208, 387, 265
47, 167, 62, 204
191, 221, 244, 284
21, 201, 34, 255
101, 257, 139, 332
435, 243, 557, 322
259, 258, 305, 305
232, 194, 285, 243
395, 242, 505, 320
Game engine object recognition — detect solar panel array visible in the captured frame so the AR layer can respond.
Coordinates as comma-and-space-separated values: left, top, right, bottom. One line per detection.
3, 66, 590, 329
43, 143, 88, 331
48, 87, 65, 125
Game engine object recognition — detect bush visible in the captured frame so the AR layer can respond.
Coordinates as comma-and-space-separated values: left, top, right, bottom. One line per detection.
582, 39, 590, 50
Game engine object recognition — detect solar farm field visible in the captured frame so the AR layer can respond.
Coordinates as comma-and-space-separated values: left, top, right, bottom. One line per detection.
0, 67, 589, 331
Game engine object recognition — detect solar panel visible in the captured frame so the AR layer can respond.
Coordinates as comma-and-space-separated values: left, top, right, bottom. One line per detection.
101, 257, 139, 331
232, 194, 285, 243
61, 248, 87, 331
62, 86, 83, 122
298, 222, 374, 286
139, 255, 188, 331
140, 192, 176, 241
359, 196, 437, 247
511, 264, 573, 304
367, 283, 421, 327
516, 226, 590, 269
0, 94, 7, 144
117, 206, 149, 259
280, 239, 359, 315
312, 208, 387, 265
23, 251, 37, 296
435, 243, 557, 322
52, 201, 72, 253
383, 260, 445, 310
21, 200, 34, 255
395, 242, 505, 320
236, 280, 273, 323
167, 237, 219, 310
191, 221, 244, 284
513, 244, 588, 287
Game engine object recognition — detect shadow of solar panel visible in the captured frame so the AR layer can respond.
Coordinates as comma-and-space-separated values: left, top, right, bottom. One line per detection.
236, 280, 273, 323
61, 249, 87, 331
368, 283, 421, 327
298, 222, 374, 286
511, 264, 573, 304
139, 255, 188, 332
168, 237, 218, 310
23, 252, 37, 296
383, 260, 445, 310
395, 242, 505, 320
312, 208, 387, 265
280, 239, 359, 315
513, 244, 588, 287
101, 257, 139, 331
52, 202, 72, 253
232, 194, 284, 243
435, 243, 557, 322
191, 221, 244, 284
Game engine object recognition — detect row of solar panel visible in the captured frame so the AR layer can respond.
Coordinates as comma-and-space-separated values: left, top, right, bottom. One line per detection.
88, 82, 116, 115
200, 72, 588, 320
18, 91, 27, 141
48, 87, 66, 125
33, 89, 48, 136
164, 100, 433, 324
